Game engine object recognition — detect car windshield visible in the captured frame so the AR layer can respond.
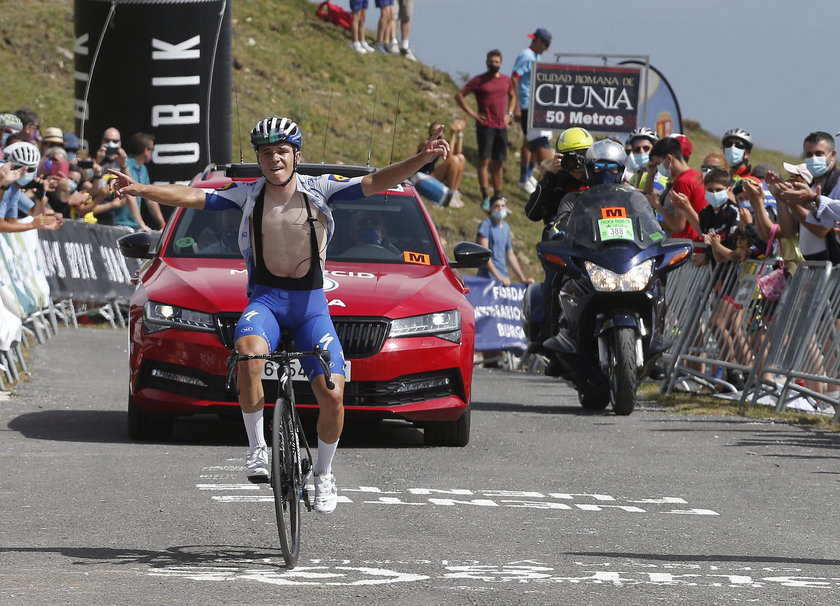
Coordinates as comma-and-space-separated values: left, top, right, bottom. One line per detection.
165, 193, 442, 265
565, 184, 666, 251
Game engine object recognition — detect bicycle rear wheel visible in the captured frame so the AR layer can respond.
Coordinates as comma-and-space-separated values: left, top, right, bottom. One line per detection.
272, 397, 301, 568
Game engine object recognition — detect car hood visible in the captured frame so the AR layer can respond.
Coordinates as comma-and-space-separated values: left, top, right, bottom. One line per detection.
323, 262, 463, 318
144, 258, 249, 313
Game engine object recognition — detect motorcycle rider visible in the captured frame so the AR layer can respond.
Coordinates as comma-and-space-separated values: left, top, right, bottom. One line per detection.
538, 138, 628, 372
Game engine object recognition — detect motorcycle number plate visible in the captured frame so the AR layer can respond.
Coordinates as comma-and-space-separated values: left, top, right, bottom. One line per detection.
598, 218, 635, 241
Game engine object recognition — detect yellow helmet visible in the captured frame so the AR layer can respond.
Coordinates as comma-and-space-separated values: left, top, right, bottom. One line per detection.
555, 127, 594, 153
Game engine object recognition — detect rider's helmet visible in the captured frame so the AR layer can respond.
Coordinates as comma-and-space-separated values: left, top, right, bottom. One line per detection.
721, 127, 753, 150
3, 141, 41, 167
584, 139, 627, 186
0, 113, 23, 133
555, 127, 594, 153
627, 126, 658, 146
250, 116, 303, 151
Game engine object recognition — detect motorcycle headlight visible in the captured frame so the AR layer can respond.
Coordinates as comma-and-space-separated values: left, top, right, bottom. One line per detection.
388, 310, 461, 343
585, 260, 653, 292
144, 301, 215, 334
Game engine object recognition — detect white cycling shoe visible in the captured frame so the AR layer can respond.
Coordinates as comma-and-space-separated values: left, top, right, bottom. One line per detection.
245, 446, 269, 483
313, 472, 338, 514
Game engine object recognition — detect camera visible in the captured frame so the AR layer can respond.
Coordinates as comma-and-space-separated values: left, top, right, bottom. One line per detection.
560, 153, 584, 171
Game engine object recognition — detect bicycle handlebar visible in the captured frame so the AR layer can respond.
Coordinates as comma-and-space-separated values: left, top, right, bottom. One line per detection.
226, 345, 336, 391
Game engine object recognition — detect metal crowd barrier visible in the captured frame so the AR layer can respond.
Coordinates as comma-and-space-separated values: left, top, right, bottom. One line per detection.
662, 258, 840, 419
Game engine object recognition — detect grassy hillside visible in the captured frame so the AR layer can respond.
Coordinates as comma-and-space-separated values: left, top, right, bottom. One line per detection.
1, 0, 800, 277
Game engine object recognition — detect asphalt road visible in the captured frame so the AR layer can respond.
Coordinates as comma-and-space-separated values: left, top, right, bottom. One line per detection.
1, 328, 839, 606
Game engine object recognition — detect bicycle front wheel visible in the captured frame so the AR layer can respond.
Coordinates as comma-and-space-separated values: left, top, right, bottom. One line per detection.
272, 397, 301, 568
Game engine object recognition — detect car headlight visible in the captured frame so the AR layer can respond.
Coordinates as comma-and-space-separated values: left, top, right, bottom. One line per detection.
388, 310, 461, 343
585, 260, 653, 292
143, 301, 215, 334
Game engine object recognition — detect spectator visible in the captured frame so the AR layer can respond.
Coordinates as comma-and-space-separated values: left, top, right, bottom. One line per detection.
417, 118, 466, 195
647, 136, 707, 253
476, 195, 532, 286
348, 0, 374, 54
0, 142, 61, 233
700, 152, 728, 177
94, 126, 128, 171
63, 132, 81, 163
372, 0, 396, 54
14, 108, 40, 144
721, 127, 753, 181
768, 131, 837, 262
512, 28, 552, 195
390, 0, 416, 60
455, 49, 515, 211
0, 113, 23, 150
41, 127, 64, 154
626, 126, 659, 190
119, 132, 166, 232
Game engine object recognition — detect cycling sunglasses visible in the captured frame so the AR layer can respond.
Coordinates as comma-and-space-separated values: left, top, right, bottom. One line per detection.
723, 140, 747, 150
592, 161, 622, 173
11, 164, 37, 173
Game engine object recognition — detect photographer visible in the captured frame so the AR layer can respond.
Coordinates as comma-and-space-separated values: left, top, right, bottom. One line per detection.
94, 127, 128, 172
524, 127, 593, 239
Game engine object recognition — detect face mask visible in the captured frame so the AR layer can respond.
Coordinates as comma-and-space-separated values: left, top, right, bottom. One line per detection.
17, 171, 35, 187
705, 189, 728, 208
1, 133, 8, 146
486, 64, 500, 74
589, 169, 622, 186
491, 209, 508, 221
724, 146, 745, 166
624, 154, 638, 172
67, 152, 77, 162
67, 178, 78, 193
806, 155, 829, 178
633, 152, 649, 170
657, 162, 671, 179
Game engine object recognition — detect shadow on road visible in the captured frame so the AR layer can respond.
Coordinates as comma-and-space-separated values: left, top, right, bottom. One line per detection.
472, 401, 592, 415
0, 544, 289, 569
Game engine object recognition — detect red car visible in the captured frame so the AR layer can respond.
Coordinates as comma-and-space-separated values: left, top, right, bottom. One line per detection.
119, 163, 490, 446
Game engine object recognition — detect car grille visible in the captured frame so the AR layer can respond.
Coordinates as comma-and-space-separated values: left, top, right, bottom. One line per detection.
216, 313, 389, 358
139, 360, 463, 408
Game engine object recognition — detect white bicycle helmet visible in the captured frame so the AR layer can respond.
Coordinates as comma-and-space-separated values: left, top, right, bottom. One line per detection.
627, 126, 658, 145
722, 127, 753, 150
3, 141, 41, 167
250, 116, 302, 151
0, 113, 23, 132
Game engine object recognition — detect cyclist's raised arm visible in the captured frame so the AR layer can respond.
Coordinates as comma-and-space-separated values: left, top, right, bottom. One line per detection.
360, 125, 450, 196
108, 168, 208, 209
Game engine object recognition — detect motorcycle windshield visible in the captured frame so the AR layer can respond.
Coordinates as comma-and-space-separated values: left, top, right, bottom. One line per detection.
565, 185, 667, 251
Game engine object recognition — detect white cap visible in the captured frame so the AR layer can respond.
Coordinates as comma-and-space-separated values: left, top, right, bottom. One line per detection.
783, 161, 813, 183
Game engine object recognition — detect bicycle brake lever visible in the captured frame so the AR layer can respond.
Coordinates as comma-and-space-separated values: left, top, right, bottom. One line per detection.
313, 345, 335, 390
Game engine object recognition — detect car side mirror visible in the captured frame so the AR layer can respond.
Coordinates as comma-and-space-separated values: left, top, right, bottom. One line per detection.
118, 231, 155, 259
449, 241, 491, 269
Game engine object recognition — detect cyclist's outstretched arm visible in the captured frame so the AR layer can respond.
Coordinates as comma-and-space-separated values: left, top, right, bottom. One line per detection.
360, 125, 450, 196
107, 168, 208, 209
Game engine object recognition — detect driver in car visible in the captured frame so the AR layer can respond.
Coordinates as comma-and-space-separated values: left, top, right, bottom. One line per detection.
109, 116, 449, 514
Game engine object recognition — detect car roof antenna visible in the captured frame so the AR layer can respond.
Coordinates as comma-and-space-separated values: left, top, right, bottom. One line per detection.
388, 92, 401, 165
321, 89, 334, 164
366, 85, 377, 168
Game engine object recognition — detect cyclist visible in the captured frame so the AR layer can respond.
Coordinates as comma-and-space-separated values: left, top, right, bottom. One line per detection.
625, 126, 659, 189
109, 116, 450, 514
721, 127, 753, 181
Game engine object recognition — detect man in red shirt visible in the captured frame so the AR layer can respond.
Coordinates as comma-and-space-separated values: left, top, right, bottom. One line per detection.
455, 49, 516, 210
647, 136, 707, 258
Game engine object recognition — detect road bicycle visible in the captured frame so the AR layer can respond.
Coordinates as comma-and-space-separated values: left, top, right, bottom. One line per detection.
226, 344, 334, 568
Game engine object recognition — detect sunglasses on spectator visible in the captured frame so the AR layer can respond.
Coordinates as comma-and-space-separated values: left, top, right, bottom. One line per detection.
723, 140, 747, 149
700, 164, 718, 173
592, 161, 621, 173
11, 164, 36, 173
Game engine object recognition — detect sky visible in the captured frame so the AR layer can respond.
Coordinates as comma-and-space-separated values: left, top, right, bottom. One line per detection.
357, 0, 835, 156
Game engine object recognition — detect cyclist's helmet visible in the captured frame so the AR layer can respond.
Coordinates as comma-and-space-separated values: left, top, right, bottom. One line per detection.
722, 127, 753, 150
3, 141, 41, 167
627, 126, 658, 145
0, 113, 23, 132
250, 116, 302, 151
584, 139, 627, 186
555, 127, 594, 153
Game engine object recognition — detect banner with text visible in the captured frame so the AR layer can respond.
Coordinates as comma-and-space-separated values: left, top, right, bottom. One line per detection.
529, 63, 641, 134
464, 276, 528, 353
37, 222, 142, 303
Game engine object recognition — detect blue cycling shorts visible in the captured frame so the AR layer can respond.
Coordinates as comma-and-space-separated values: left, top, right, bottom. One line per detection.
234, 285, 345, 381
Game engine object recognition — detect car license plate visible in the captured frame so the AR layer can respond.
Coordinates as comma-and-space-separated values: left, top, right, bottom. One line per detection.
261, 359, 351, 381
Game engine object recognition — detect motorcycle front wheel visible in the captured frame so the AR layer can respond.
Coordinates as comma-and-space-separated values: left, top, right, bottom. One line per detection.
609, 327, 638, 416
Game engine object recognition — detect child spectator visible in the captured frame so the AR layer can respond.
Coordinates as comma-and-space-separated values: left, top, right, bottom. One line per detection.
476, 196, 532, 286
348, 0, 374, 53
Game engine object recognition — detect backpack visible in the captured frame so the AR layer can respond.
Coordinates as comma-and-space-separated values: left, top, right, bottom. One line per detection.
315, 2, 352, 30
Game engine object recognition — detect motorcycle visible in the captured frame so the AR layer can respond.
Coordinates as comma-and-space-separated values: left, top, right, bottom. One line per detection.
522, 184, 692, 415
